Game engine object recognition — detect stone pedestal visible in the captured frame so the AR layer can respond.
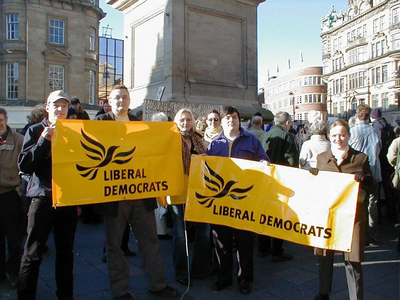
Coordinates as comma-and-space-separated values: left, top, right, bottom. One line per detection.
109, 0, 268, 119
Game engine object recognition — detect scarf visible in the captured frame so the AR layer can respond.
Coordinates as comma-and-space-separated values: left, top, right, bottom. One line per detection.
181, 131, 206, 175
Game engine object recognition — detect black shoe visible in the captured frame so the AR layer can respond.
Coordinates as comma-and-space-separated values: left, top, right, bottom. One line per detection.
271, 252, 293, 262
212, 280, 232, 291
42, 245, 49, 253
238, 280, 251, 295
177, 278, 189, 286
113, 293, 137, 300
314, 293, 329, 300
150, 285, 179, 297
257, 250, 271, 257
121, 248, 136, 256
158, 234, 173, 240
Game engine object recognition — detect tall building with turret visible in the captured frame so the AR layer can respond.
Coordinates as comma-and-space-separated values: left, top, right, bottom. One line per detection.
321, 0, 400, 123
0, 0, 104, 127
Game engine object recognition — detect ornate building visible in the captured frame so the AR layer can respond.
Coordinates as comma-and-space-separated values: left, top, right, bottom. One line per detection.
0, 0, 104, 127
263, 67, 328, 122
321, 0, 400, 122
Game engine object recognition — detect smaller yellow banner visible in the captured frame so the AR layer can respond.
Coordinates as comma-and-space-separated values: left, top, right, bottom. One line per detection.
52, 120, 184, 206
185, 156, 359, 252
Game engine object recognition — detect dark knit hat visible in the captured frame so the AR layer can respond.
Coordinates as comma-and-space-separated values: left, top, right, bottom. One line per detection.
370, 108, 382, 119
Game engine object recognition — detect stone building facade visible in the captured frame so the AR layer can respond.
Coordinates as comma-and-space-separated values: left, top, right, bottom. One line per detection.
321, 0, 400, 122
0, 0, 104, 127
106, 0, 272, 120
263, 67, 328, 122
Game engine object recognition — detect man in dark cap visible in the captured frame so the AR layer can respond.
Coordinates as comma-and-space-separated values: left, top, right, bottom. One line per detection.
71, 98, 90, 120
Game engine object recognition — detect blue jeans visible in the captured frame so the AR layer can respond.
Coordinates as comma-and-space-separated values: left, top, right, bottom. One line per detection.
170, 204, 212, 280
18, 198, 78, 300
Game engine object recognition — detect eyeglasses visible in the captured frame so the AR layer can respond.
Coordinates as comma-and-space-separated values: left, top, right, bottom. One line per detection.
208, 118, 219, 122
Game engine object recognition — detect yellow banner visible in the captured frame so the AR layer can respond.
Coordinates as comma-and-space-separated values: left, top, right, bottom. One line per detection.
185, 156, 360, 252
52, 120, 184, 206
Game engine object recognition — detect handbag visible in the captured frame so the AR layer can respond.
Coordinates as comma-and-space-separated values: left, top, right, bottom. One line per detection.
391, 143, 400, 190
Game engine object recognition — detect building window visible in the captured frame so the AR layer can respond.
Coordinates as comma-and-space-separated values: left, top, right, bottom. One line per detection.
393, 8, 399, 24
6, 63, 18, 100
49, 65, 64, 91
49, 18, 65, 45
89, 70, 95, 105
6, 14, 19, 40
373, 19, 378, 34
90, 27, 96, 51
382, 93, 389, 109
380, 16, 385, 31
382, 65, 388, 82
392, 33, 400, 50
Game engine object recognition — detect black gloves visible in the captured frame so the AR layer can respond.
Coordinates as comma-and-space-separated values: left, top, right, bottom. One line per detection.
309, 168, 319, 176
354, 171, 373, 185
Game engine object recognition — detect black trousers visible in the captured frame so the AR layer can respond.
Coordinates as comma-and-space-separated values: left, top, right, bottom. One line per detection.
18, 198, 78, 300
0, 190, 24, 278
212, 224, 255, 284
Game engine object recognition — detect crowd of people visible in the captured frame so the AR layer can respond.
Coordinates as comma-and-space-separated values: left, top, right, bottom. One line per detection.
0, 86, 399, 300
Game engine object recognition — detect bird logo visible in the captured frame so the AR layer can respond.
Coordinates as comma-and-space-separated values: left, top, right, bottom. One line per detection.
195, 161, 254, 208
76, 129, 136, 180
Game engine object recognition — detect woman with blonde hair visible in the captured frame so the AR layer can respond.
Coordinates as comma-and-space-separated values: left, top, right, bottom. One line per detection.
170, 108, 212, 285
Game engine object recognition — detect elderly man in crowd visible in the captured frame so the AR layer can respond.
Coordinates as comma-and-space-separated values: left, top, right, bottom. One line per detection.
0, 107, 24, 289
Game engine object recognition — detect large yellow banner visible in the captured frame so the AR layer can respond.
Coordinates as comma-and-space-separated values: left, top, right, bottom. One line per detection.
52, 120, 184, 206
185, 156, 360, 252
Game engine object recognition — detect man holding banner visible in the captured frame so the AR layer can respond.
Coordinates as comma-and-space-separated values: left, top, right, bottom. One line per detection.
207, 106, 269, 295
17, 90, 79, 300
95, 85, 178, 300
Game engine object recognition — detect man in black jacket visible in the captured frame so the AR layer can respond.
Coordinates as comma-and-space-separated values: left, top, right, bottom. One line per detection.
95, 85, 178, 300
18, 90, 79, 300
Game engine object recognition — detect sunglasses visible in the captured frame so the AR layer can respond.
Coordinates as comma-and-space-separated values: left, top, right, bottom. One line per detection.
208, 118, 219, 122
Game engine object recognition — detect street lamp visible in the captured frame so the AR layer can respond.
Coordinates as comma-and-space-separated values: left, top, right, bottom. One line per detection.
289, 92, 295, 120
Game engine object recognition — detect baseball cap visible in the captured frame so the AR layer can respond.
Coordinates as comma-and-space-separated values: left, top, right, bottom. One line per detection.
47, 90, 70, 105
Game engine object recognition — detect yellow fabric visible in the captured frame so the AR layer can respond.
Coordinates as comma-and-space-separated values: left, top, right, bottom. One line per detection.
52, 120, 184, 206
185, 156, 360, 252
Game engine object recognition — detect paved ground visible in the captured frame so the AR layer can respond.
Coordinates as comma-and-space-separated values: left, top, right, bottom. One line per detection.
0, 218, 399, 300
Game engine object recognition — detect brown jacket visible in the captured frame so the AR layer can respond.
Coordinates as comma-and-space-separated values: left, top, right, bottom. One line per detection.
315, 147, 376, 262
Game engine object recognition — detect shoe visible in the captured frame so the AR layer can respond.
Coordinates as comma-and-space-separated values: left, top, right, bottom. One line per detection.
121, 248, 136, 256
366, 237, 379, 246
271, 252, 294, 262
113, 292, 137, 300
150, 285, 179, 297
43, 245, 49, 253
212, 280, 232, 291
177, 278, 189, 286
9, 276, 18, 289
313, 293, 329, 300
257, 250, 271, 257
238, 279, 251, 295
158, 234, 173, 240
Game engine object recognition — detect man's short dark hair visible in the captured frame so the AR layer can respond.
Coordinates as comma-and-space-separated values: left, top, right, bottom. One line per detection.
71, 98, 80, 105
356, 104, 371, 120
0, 107, 8, 119
221, 106, 241, 121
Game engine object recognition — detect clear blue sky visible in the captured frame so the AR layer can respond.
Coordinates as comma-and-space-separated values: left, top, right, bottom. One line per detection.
99, 0, 349, 87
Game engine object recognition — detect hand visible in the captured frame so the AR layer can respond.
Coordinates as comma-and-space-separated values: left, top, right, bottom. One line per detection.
41, 127, 54, 141
309, 168, 319, 176
261, 160, 271, 166
354, 171, 366, 182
